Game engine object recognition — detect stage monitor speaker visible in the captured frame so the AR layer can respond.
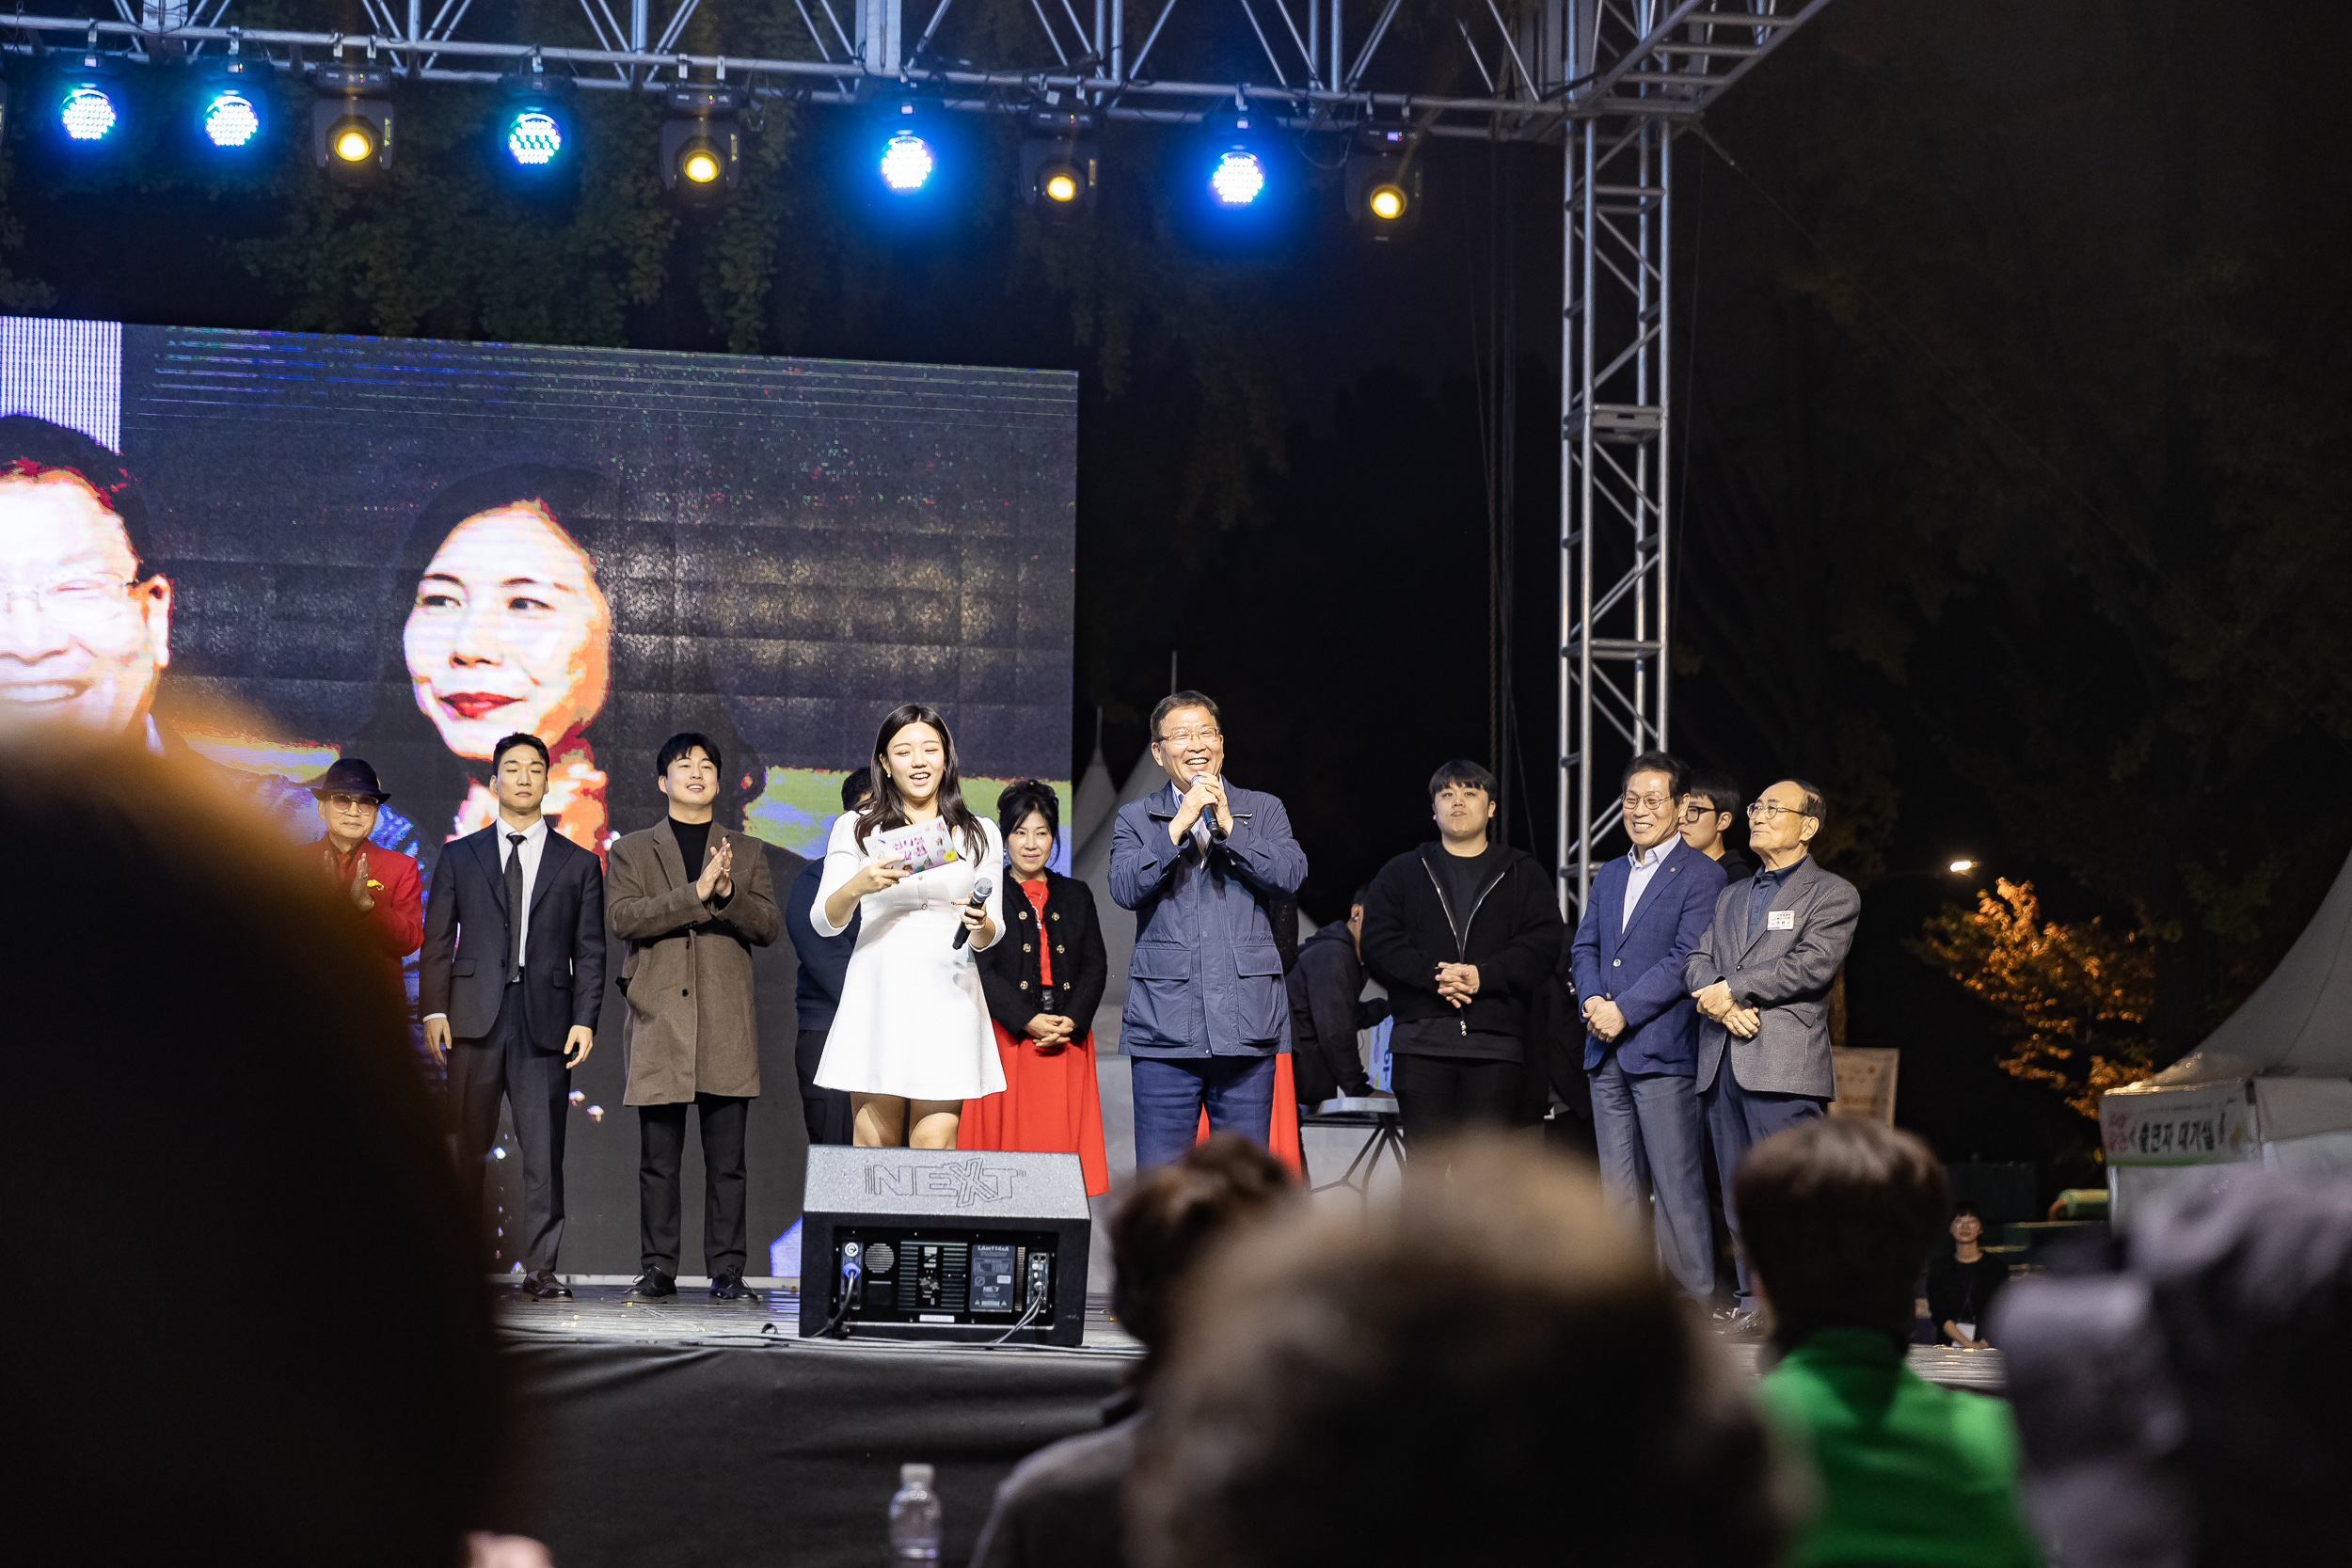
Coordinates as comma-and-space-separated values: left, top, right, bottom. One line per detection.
798, 1147, 1091, 1347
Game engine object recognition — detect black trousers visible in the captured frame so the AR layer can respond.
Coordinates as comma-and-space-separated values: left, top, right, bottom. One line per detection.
637, 1093, 750, 1277
448, 987, 570, 1274
1393, 1053, 1520, 1148
796, 1028, 853, 1147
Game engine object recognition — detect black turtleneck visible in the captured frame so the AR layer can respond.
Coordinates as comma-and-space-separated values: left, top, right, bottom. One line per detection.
671, 817, 713, 887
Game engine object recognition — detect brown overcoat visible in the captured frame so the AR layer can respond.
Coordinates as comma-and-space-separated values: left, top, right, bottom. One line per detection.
608, 819, 781, 1105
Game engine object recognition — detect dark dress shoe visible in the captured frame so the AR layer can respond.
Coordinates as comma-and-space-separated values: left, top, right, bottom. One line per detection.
709, 1270, 754, 1301
520, 1269, 573, 1300
626, 1269, 677, 1299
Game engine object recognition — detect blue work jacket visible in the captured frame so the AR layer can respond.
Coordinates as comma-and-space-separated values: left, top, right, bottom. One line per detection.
1108, 780, 1309, 1059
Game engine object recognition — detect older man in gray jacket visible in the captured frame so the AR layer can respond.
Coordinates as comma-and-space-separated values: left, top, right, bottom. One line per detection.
1683, 776, 1860, 1322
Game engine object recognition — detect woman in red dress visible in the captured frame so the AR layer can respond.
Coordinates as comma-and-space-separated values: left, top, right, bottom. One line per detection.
961, 780, 1111, 1195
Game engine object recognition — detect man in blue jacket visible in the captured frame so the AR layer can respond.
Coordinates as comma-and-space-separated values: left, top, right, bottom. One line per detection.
1110, 690, 1309, 1166
1569, 750, 1726, 1307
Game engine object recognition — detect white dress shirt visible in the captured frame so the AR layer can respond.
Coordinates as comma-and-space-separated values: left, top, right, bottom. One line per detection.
1621, 835, 1675, 929
423, 815, 551, 1023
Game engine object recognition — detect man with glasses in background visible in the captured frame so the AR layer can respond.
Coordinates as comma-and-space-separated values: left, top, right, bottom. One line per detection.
1683, 778, 1860, 1327
301, 757, 424, 1004
1110, 689, 1308, 1166
1679, 768, 1755, 885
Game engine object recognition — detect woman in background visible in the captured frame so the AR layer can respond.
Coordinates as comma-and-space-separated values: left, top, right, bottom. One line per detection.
1926, 1200, 2009, 1349
963, 780, 1110, 1196
814, 704, 1005, 1148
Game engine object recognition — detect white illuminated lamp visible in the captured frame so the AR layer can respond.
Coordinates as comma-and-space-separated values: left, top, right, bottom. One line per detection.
880, 101, 936, 194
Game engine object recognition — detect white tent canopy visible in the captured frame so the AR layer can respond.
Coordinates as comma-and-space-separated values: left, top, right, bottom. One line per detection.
2102, 852, 2352, 1222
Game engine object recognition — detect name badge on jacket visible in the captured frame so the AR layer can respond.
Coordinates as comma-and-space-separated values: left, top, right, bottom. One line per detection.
1768, 910, 1796, 931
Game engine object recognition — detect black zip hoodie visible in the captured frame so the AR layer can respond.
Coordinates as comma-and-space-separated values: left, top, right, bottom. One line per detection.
1359, 839, 1565, 1040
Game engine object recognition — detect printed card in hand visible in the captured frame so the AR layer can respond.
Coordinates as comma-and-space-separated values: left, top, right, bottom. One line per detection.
871, 817, 964, 874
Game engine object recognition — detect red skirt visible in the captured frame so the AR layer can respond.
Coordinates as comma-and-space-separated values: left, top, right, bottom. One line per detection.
961, 1023, 1112, 1196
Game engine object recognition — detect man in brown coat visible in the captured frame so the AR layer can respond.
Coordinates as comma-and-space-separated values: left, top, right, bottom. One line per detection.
609, 733, 782, 1300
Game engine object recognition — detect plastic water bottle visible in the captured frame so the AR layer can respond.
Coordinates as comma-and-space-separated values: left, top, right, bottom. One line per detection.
888, 1463, 941, 1563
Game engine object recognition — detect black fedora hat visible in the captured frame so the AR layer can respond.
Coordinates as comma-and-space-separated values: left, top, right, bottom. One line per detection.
307, 757, 391, 803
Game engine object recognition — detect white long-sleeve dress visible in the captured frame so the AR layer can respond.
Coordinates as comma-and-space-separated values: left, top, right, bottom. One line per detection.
811, 812, 1008, 1101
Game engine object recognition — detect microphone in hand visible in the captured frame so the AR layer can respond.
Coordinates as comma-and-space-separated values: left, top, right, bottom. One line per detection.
951, 876, 994, 950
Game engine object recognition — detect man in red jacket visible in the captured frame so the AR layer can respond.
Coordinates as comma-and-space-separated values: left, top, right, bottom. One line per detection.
304, 758, 423, 1001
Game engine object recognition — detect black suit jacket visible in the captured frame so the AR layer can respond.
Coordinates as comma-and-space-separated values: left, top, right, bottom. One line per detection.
976, 870, 1108, 1037
420, 825, 608, 1047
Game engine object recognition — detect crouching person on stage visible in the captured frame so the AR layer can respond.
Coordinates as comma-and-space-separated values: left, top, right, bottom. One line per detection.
421, 732, 607, 1299
1111, 690, 1308, 1167
302, 757, 423, 1000
1683, 777, 1860, 1326
962, 779, 1112, 1196
608, 732, 780, 1302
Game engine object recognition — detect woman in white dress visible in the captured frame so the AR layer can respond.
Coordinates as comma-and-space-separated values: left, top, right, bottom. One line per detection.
813, 704, 1006, 1148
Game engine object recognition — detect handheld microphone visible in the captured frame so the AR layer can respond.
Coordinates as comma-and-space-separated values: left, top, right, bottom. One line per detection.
1202, 773, 1231, 843
950, 876, 994, 950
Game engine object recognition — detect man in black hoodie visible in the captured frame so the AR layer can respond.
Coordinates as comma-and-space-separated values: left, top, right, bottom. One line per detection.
1359, 761, 1566, 1147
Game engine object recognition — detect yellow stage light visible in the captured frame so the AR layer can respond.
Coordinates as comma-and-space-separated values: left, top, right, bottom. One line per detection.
333, 123, 375, 162
1043, 170, 1079, 203
681, 147, 721, 183
1368, 183, 1406, 221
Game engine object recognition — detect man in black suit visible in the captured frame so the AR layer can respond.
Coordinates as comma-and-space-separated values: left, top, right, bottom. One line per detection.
421, 732, 607, 1300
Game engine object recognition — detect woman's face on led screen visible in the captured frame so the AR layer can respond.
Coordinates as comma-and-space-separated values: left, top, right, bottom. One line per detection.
404, 500, 612, 762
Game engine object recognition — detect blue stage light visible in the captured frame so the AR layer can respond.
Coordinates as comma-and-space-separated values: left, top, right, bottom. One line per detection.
881, 131, 935, 193
202, 90, 263, 149
1210, 149, 1265, 206
59, 85, 118, 143
504, 107, 564, 166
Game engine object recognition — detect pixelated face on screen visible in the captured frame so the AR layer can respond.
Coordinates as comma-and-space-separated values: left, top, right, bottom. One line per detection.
405, 499, 612, 763
0, 457, 171, 736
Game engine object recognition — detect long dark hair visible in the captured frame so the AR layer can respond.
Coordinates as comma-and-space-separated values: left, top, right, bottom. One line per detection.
853, 704, 986, 862
345, 464, 765, 848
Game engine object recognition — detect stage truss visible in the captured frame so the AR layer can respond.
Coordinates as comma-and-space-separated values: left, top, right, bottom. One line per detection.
6, 0, 1832, 910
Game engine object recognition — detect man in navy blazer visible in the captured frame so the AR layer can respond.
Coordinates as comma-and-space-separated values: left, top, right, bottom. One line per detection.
420, 733, 607, 1299
1569, 751, 1726, 1306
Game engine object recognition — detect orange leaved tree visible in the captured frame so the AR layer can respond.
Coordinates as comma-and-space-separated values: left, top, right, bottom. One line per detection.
1911, 879, 2156, 1119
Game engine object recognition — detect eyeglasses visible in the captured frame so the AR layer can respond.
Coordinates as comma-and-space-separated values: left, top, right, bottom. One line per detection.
322, 793, 379, 811
1621, 793, 1675, 814
1679, 803, 1721, 824
1158, 727, 1222, 748
1747, 800, 1816, 822
0, 572, 139, 627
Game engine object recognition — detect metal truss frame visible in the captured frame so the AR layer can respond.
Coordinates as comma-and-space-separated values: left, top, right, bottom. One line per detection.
5, 0, 1829, 913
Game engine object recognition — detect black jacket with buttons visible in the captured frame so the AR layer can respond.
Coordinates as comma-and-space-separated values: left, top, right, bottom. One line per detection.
976, 868, 1110, 1037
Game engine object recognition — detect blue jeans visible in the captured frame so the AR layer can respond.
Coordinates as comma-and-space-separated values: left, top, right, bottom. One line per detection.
1702, 1069, 1827, 1307
1132, 1054, 1277, 1168
1589, 1055, 1714, 1305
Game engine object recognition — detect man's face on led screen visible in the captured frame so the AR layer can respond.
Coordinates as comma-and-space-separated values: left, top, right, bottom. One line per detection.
0, 467, 172, 736
403, 499, 612, 763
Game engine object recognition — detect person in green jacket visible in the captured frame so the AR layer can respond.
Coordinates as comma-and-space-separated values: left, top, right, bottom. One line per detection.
1735, 1117, 2046, 1568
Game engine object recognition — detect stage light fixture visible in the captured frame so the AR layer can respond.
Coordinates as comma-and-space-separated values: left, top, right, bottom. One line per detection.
659, 82, 743, 202
48, 53, 127, 150
310, 59, 394, 179
1344, 118, 1421, 238
493, 66, 575, 178
1200, 107, 1276, 212
1018, 100, 1099, 219
195, 54, 273, 154
871, 95, 951, 198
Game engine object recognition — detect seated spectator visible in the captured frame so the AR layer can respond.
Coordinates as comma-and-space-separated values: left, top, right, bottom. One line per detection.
1998, 1169, 2352, 1568
1129, 1138, 1788, 1568
1737, 1118, 2044, 1568
2, 725, 516, 1568
969, 1133, 1295, 1568
1927, 1201, 2010, 1348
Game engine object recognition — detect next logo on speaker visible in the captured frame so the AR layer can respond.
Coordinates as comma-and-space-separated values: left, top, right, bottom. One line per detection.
865, 1158, 1025, 1206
